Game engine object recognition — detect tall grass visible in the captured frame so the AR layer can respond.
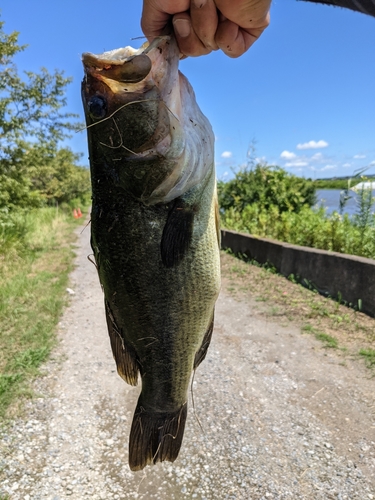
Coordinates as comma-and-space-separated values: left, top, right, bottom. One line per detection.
222, 204, 375, 259
0, 206, 84, 418
0, 206, 63, 254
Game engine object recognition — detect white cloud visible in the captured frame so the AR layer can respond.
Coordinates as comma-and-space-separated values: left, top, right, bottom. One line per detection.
321, 164, 336, 171
311, 152, 323, 161
296, 140, 329, 150
343, 163, 351, 167
369, 160, 375, 166
221, 151, 232, 158
354, 154, 366, 159
280, 150, 296, 160
285, 161, 308, 167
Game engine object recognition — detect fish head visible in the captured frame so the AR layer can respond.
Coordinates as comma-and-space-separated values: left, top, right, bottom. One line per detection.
81, 36, 214, 204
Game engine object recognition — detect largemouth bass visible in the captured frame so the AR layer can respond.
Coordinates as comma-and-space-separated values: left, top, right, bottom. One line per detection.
81, 36, 220, 471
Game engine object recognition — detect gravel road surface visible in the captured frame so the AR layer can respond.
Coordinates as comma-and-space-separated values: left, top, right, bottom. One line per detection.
1, 224, 374, 500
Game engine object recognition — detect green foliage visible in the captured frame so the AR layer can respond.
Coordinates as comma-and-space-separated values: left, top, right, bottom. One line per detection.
314, 332, 339, 348
219, 164, 375, 259
353, 182, 375, 253
221, 202, 375, 259
0, 206, 82, 417
223, 203, 333, 249
0, 17, 90, 210
218, 165, 316, 214
314, 178, 352, 190
23, 145, 90, 206
302, 324, 338, 348
314, 176, 375, 190
359, 348, 375, 368
0, 203, 88, 255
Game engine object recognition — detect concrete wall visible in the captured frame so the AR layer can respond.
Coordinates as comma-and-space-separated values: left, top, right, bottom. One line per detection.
221, 229, 375, 317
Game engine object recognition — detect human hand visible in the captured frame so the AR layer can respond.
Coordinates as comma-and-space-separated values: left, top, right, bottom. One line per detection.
141, 0, 271, 58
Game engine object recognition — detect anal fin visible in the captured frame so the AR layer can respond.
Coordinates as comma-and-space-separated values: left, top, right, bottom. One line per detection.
105, 300, 139, 386
194, 313, 214, 369
129, 399, 187, 471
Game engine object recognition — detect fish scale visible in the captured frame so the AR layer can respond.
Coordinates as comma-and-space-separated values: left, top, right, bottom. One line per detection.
82, 35, 220, 471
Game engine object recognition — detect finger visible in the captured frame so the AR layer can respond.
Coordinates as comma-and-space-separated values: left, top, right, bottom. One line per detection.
190, 0, 219, 51
141, 9, 171, 40
215, 0, 271, 30
173, 13, 212, 57
215, 14, 270, 58
141, 1, 190, 40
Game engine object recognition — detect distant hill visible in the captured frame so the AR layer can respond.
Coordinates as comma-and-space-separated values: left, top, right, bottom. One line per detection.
315, 174, 375, 189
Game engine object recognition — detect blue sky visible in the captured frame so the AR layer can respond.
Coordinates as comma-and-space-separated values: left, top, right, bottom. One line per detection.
1, 0, 374, 180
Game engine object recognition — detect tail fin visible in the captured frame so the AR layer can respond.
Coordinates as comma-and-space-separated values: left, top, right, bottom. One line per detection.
128, 400, 187, 471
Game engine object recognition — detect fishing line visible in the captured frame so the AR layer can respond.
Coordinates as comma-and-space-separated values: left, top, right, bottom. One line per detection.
136, 470, 147, 493
151, 403, 186, 464
99, 118, 139, 156
79, 97, 180, 134
78, 99, 161, 132
80, 218, 91, 234
87, 254, 98, 270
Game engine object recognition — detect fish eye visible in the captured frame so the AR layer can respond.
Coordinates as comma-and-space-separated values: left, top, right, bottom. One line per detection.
88, 95, 107, 120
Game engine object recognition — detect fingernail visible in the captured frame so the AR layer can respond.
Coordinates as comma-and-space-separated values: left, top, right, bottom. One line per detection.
173, 19, 191, 38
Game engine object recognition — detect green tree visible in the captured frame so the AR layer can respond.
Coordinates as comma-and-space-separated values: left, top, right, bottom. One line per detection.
0, 17, 89, 209
26, 145, 90, 205
218, 165, 316, 214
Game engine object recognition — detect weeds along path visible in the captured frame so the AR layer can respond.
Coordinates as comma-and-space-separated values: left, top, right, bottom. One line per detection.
0, 221, 374, 499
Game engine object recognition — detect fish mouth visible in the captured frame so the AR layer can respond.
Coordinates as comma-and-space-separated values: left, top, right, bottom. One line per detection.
82, 52, 152, 84
82, 37, 177, 93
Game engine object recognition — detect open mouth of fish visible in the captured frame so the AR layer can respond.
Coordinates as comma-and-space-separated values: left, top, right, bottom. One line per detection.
82, 37, 170, 89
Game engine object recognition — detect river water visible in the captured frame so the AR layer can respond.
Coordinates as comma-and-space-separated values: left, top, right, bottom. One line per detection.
315, 189, 375, 217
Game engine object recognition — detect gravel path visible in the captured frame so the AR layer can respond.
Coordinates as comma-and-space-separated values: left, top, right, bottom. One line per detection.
1, 223, 374, 500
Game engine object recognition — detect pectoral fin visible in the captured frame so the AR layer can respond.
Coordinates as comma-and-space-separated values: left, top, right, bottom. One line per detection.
105, 300, 139, 386
160, 199, 195, 268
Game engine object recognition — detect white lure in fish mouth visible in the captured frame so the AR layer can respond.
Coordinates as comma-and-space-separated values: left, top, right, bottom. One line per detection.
82, 36, 177, 92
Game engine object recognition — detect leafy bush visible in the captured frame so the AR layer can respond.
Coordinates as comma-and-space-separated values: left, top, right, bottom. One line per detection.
218, 165, 316, 214
221, 203, 375, 259
25, 146, 91, 206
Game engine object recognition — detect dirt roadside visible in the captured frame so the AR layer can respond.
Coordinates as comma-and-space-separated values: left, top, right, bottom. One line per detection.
0, 223, 374, 500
